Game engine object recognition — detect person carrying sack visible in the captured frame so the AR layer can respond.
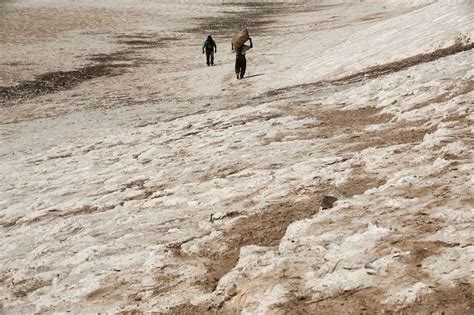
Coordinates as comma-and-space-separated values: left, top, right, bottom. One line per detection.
202, 35, 217, 66
232, 37, 252, 80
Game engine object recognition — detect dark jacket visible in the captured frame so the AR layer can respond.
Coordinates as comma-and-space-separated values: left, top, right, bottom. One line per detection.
203, 39, 216, 51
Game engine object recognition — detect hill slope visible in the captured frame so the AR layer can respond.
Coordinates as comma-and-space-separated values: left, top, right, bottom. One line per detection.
0, 0, 472, 313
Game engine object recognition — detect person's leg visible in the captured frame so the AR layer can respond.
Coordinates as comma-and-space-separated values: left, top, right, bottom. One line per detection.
206, 50, 211, 66
235, 56, 240, 79
240, 56, 247, 79
210, 51, 214, 65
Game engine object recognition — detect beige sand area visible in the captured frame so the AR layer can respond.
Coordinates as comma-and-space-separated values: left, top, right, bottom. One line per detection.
0, 0, 473, 313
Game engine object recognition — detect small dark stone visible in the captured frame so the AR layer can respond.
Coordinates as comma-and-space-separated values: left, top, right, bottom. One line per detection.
321, 195, 338, 209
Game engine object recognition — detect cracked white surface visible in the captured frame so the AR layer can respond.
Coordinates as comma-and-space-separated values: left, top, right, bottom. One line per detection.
1, 0, 473, 313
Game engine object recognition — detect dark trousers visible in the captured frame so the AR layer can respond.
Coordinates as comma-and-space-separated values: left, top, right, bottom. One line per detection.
235, 55, 246, 78
206, 49, 214, 65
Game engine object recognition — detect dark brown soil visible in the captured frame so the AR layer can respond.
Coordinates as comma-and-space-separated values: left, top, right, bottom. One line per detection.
0, 64, 125, 104
398, 283, 473, 314
336, 163, 386, 197
280, 283, 473, 315
0, 34, 177, 104
166, 193, 328, 314
190, 2, 312, 37
349, 122, 438, 151
196, 193, 323, 293
264, 105, 393, 147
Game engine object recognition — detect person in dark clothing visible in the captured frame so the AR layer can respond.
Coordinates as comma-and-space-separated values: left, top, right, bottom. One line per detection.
202, 35, 217, 66
232, 37, 252, 79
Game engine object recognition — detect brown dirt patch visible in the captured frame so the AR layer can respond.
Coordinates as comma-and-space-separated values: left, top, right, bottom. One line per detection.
398, 283, 473, 314
336, 163, 386, 197
279, 283, 473, 315
315, 107, 392, 139
397, 240, 458, 269
0, 33, 177, 104
349, 122, 437, 151
409, 79, 474, 111
266, 98, 439, 154
197, 194, 322, 293
0, 64, 126, 104
116, 33, 179, 50
264, 105, 392, 145
11, 278, 53, 298
165, 303, 214, 314
167, 192, 330, 313
190, 2, 308, 37
279, 287, 383, 315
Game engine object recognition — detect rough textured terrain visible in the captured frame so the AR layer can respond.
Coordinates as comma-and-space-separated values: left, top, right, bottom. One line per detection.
1, 0, 473, 313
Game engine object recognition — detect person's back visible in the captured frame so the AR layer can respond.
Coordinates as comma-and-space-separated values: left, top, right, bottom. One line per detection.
235, 45, 251, 56
203, 38, 215, 50
202, 35, 217, 66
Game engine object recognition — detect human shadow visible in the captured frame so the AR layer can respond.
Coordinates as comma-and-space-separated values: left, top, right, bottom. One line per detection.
243, 73, 265, 79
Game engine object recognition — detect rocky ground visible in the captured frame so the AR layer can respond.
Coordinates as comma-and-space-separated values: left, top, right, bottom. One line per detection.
0, 0, 473, 314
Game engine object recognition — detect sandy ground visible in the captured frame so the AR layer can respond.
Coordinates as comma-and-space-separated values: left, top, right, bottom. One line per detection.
1, 0, 473, 313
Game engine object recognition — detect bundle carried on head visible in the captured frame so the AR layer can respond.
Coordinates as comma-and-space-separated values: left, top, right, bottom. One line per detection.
232, 28, 249, 49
